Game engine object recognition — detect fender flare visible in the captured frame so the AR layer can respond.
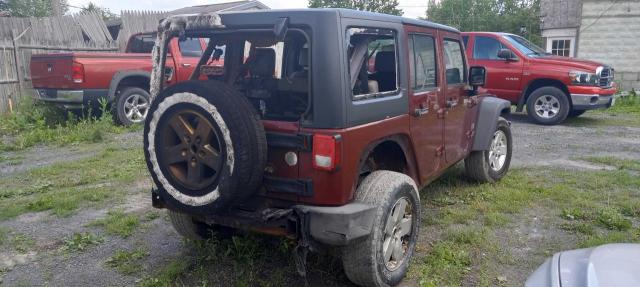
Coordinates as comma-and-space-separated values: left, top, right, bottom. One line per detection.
356, 134, 420, 184
107, 70, 151, 102
472, 96, 511, 151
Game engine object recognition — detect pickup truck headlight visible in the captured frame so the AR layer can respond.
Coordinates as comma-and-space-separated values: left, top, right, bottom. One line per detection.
569, 70, 598, 86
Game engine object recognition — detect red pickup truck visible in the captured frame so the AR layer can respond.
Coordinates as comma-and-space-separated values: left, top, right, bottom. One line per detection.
462, 32, 616, 125
30, 33, 213, 125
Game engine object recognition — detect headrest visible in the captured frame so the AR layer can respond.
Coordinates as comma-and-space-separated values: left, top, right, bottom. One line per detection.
375, 51, 396, 73
250, 48, 276, 77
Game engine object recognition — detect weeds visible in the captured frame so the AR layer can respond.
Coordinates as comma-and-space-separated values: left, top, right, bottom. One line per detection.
11, 233, 35, 253
106, 248, 149, 275
61, 232, 103, 252
89, 210, 140, 238
0, 97, 136, 151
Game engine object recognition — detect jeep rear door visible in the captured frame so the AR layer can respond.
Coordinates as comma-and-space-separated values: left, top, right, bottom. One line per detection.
406, 26, 444, 182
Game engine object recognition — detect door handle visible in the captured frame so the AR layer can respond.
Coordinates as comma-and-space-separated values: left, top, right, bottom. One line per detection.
182, 63, 192, 67
446, 98, 458, 108
414, 107, 429, 117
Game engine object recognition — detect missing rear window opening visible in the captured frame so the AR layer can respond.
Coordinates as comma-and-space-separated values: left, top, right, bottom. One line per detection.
347, 27, 398, 100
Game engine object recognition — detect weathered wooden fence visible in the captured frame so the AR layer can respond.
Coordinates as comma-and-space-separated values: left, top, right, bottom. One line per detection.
0, 11, 118, 113
117, 11, 166, 52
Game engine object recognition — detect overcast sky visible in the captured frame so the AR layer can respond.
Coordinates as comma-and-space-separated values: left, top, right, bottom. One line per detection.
67, 0, 429, 19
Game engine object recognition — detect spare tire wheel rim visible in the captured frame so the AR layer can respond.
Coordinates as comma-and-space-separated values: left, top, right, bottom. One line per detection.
534, 95, 560, 119
488, 130, 507, 171
147, 92, 235, 207
124, 93, 149, 123
383, 197, 413, 271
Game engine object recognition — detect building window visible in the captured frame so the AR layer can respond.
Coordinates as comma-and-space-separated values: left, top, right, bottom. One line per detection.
551, 39, 571, 57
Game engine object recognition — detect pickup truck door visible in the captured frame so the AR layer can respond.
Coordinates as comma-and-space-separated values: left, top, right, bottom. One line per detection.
406, 27, 444, 182
469, 35, 524, 103
440, 32, 472, 164
172, 38, 205, 82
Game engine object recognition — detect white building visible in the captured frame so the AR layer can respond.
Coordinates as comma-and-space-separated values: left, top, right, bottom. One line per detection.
540, 0, 640, 91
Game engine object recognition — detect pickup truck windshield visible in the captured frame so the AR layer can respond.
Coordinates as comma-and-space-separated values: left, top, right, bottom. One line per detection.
502, 35, 546, 57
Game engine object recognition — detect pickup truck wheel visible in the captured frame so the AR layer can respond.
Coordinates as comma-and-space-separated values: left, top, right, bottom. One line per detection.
168, 210, 233, 241
113, 87, 150, 126
568, 110, 586, 118
342, 171, 420, 287
464, 117, 512, 183
526, 87, 570, 125
144, 80, 267, 215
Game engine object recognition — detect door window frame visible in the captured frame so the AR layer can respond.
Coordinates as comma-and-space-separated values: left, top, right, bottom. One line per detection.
442, 38, 467, 87
409, 33, 439, 94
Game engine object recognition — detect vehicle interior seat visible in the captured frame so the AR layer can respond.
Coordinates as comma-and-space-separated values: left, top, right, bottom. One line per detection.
373, 51, 396, 92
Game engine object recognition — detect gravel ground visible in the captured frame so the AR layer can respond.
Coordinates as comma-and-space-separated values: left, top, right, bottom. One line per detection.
1, 112, 639, 286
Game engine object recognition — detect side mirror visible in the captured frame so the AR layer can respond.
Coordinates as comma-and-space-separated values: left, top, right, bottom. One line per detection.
497, 49, 517, 61
469, 66, 486, 88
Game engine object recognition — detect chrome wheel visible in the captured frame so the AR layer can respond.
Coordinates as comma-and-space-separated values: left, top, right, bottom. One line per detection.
124, 93, 149, 123
383, 197, 413, 271
534, 95, 560, 119
488, 130, 508, 171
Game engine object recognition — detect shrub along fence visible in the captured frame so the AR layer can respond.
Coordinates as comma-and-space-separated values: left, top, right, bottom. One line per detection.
0, 11, 118, 114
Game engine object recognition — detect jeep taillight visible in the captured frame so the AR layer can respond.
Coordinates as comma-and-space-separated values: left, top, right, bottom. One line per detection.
72, 62, 84, 84
312, 134, 341, 171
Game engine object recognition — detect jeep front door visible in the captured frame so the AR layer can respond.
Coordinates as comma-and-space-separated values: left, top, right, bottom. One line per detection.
441, 37, 468, 164
407, 30, 444, 182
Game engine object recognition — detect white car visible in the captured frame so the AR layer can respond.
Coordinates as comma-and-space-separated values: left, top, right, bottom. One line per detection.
526, 244, 640, 287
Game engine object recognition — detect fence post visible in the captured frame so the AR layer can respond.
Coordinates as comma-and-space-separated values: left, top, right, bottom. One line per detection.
10, 29, 24, 112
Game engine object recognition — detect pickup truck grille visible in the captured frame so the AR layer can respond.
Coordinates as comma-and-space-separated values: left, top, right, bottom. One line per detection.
598, 67, 614, 88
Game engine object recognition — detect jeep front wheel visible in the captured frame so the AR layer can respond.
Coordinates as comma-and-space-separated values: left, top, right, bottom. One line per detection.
526, 86, 570, 125
464, 117, 512, 183
342, 171, 420, 287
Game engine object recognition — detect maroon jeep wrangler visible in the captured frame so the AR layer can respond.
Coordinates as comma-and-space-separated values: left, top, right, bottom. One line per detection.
144, 9, 513, 286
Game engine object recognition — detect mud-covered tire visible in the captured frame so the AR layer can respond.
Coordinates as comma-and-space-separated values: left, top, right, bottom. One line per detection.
168, 210, 233, 241
342, 171, 420, 287
112, 87, 150, 126
464, 117, 512, 183
144, 80, 267, 215
526, 86, 570, 125
568, 110, 586, 118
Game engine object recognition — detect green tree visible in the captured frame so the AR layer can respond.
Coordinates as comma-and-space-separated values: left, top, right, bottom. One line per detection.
426, 0, 542, 44
308, 0, 403, 16
81, 2, 118, 21
5, 0, 68, 17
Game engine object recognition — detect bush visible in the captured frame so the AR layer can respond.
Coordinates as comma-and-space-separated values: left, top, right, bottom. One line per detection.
0, 98, 134, 151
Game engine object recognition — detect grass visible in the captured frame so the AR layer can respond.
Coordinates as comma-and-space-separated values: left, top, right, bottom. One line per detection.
0, 98, 138, 151
581, 156, 640, 171
0, 146, 147, 220
11, 233, 36, 253
61, 232, 104, 252
106, 248, 149, 275
89, 210, 141, 238
409, 157, 640, 286
568, 90, 640, 127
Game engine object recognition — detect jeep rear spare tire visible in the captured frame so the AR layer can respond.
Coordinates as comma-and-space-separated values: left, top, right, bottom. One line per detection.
144, 80, 267, 214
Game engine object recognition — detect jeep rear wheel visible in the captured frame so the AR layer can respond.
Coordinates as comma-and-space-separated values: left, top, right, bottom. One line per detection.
144, 80, 267, 214
526, 86, 570, 125
342, 171, 420, 287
